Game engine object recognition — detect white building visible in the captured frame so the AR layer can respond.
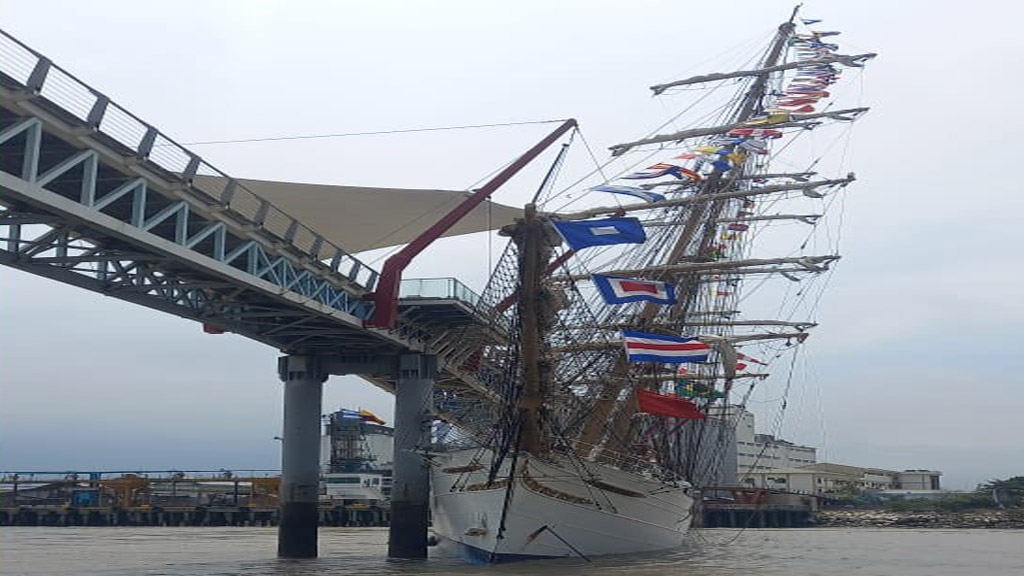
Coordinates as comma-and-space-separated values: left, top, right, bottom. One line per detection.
740, 466, 848, 494
322, 472, 388, 503
716, 406, 817, 475
740, 463, 942, 496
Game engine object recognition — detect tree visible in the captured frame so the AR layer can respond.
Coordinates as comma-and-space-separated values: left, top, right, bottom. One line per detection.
978, 477, 1024, 508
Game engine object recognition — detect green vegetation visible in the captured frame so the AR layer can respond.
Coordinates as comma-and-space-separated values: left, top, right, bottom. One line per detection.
879, 476, 1024, 512
882, 493, 992, 512
980, 476, 1024, 508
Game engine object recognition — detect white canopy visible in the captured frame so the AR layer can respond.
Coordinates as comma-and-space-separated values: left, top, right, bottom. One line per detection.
197, 176, 525, 253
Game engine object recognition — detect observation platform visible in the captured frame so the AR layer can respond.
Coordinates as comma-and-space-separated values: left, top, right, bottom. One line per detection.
400, 278, 489, 327
398, 277, 508, 351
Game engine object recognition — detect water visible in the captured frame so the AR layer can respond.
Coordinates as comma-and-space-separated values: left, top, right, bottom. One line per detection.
2, 527, 1021, 576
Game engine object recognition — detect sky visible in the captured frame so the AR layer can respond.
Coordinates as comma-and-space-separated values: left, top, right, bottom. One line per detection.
1, 0, 1021, 490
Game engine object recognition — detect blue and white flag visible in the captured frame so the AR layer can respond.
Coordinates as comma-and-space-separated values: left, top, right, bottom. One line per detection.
552, 217, 647, 251
622, 330, 711, 363
593, 274, 676, 305
591, 185, 666, 203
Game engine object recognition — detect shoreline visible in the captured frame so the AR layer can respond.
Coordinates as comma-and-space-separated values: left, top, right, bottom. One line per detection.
814, 509, 1024, 529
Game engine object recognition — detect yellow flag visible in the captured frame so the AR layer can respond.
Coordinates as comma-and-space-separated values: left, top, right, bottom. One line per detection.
744, 112, 791, 126
727, 152, 748, 165
693, 145, 723, 154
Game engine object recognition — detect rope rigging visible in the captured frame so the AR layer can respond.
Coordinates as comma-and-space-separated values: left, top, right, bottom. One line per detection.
172, 119, 570, 146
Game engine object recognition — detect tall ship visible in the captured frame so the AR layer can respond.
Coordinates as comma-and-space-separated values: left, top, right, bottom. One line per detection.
424, 9, 875, 562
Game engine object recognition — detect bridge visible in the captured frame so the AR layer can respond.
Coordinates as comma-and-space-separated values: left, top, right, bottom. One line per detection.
0, 29, 575, 558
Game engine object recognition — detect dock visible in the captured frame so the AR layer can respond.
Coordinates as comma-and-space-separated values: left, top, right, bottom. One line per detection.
700, 487, 818, 528
0, 504, 389, 527
0, 471, 390, 528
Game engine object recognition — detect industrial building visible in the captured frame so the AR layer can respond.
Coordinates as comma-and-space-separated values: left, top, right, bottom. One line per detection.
318, 408, 394, 505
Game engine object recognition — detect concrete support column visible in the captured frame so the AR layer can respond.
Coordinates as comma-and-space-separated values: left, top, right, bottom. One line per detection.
388, 354, 436, 559
277, 355, 326, 559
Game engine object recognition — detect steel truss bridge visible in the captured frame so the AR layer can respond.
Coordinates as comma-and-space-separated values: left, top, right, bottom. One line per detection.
0, 29, 563, 558
0, 29, 511, 391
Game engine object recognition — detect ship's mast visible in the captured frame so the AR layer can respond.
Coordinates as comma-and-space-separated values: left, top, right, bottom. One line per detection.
514, 203, 557, 455
736, 12, 799, 121
576, 13, 800, 457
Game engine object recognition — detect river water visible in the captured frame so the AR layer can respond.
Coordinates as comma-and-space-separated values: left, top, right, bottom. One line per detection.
2, 527, 1022, 576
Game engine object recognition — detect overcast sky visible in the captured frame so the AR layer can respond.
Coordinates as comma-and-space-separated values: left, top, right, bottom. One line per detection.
1, 0, 1021, 489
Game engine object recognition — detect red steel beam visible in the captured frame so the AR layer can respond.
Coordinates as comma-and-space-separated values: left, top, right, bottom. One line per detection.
366, 119, 578, 328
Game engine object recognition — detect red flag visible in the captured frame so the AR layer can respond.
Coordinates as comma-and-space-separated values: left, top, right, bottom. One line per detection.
619, 280, 661, 294
636, 389, 706, 419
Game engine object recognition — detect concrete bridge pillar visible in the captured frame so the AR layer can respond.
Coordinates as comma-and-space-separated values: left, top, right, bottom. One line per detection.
277, 355, 326, 558
388, 354, 436, 559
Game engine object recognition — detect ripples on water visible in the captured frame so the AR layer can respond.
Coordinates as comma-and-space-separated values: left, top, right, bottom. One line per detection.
3, 527, 1022, 576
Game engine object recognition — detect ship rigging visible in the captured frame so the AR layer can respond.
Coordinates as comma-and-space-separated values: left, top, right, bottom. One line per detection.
426, 8, 874, 561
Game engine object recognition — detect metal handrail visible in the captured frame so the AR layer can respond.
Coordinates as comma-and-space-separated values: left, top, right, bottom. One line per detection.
399, 277, 482, 306
0, 29, 379, 291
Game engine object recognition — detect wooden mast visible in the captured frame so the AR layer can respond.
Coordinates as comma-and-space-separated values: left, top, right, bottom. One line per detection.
515, 203, 557, 455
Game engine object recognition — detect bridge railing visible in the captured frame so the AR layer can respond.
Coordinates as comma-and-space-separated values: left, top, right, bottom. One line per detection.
399, 277, 483, 306
0, 29, 379, 291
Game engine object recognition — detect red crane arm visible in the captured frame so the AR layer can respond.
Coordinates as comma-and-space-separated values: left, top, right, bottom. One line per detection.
366, 119, 578, 329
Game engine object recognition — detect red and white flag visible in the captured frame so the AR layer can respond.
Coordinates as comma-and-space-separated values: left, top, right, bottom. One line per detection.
621, 331, 711, 364
593, 274, 676, 305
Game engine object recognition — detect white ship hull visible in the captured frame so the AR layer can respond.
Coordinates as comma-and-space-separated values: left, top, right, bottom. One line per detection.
430, 448, 695, 561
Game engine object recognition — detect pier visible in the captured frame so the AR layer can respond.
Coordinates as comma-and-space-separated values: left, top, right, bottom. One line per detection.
0, 470, 390, 529
700, 487, 818, 528
0, 505, 388, 528
0, 469, 391, 527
